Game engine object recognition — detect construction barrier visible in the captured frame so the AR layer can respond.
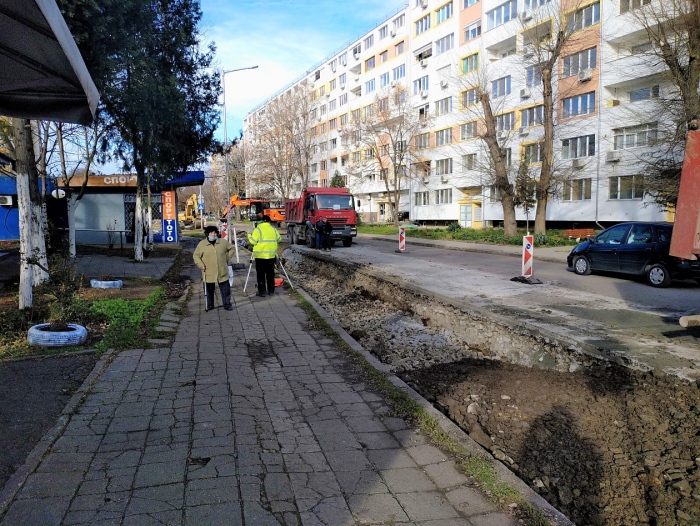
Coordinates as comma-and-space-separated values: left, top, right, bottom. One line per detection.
522, 235, 533, 277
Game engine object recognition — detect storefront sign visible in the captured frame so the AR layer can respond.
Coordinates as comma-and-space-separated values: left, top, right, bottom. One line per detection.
162, 190, 177, 243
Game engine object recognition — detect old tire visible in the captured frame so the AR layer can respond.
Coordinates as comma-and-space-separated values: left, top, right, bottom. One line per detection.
573, 255, 591, 276
646, 263, 671, 288
90, 279, 123, 289
342, 238, 352, 247
28, 323, 87, 348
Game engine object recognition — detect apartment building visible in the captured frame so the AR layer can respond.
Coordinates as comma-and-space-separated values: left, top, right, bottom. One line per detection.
244, 0, 674, 228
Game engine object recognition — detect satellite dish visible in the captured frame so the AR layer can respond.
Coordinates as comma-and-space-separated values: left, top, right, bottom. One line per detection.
51, 189, 66, 199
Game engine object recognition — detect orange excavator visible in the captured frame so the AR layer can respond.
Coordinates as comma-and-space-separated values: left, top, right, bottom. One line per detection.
221, 194, 285, 225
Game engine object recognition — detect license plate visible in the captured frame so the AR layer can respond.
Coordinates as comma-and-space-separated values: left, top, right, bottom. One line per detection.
332, 231, 342, 235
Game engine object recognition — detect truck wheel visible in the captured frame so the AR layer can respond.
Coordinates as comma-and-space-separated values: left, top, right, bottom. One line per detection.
287, 227, 295, 244
342, 238, 352, 247
307, 228, 316, 248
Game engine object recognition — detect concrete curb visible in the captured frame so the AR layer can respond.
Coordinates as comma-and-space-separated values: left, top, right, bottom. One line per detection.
297, 287, 574, 526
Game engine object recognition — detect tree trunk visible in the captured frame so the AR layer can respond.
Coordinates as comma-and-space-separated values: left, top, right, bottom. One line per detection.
534, 67, 555, 235
134, 185, 144, 261
30, 121, 49, 285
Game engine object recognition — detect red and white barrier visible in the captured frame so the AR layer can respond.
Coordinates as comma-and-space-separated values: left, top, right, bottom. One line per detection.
398, 226, 406, 252
522, 235, 533, 277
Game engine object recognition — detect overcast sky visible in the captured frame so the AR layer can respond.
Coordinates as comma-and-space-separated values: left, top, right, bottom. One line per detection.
201, 0, 407, 142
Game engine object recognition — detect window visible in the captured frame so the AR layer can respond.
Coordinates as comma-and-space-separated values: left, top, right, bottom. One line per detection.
319, 141, 327, 152
464, 20, 481, 41
436, 2, 454, 24
311, 163, 318, 173
462, 88, 478, 107
462, 53, 479, 73
352, 44, 361, 56
379, 25, 388, 39
380, 51, 388, 64
380, 72, 390, 87
436, 128, 453, 145
339, 93, 348, 105
364, 104, 373, 118
320, 104, 327, 115
487, 0, 517, 31
520, 105, 544, 127
396, 41, 405, 54
525, 64, 542, 88
352, 109, 361, 122
340, 113, 348, 125
415, 192, 429, 206
394, 14, 405, 29
501, 148, 512, 166
435, 188, 453, 204
568, 2, 600, 32
463, 153, 478, 170
380, 168, 388, 180
461, 121, 477, 139
314, 70, 320, 81
378, 97, 389, 112
525, 0, 551, 7
364, 35, 374, 49
330, 138, 337, 149
630, 85, 660, 102
435, 97, 452, 116
413, 75, 429, 94
365, 79, 376, 93
418, 103, 430, 119
320, 160, 327, 170
416, 15, 431, 35
562, 178, 592, 200
562, 134, 595, 159
609, 175, 644, 200
339, 52, 347, 65
620, 0, 650, 13
352, 152, 361, 164
435, 33, 455, 55
492, 76, 511, 98
523, 142, 544, 163
435, 158, 453, 175
364, 148, 375, 159
631, 41, 652, 54
319, 123, 326, 133
339, 73, 346, 85
562, 92, 595, 118
319, 85, 326, 96
330, 118, 337, 129
393, 64, 406, 80
495, 112, 515, 132
415, 132, 430, 149
563, 47, 596, 77
329, 58, 337, 71
329, 98, 338, 112
380, 144, 389, 156
366, 57, 375, 71
330, 79, 337, 91
464, 0, 479, 6
613, 123, 658, 149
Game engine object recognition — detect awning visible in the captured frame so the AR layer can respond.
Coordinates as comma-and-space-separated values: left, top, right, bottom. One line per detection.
0, 0, 99, 124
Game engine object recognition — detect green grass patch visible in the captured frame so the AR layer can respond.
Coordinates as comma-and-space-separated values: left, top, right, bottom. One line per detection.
357, 224, 579, 248
292, 290, 553, 526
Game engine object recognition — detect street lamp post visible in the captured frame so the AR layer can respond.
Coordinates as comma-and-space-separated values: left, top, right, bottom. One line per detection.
222, 65, 258, 243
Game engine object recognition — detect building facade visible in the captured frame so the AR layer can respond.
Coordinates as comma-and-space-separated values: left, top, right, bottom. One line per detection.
244, 0, 675, 228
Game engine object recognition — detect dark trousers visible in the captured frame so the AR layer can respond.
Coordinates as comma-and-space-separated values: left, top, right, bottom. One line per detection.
205, 280, 231, 308
255, 257, 276, 294
322, 234, 331, 250
315, 232, 322, 249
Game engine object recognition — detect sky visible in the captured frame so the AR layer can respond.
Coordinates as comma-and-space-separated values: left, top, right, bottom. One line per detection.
200, 0, 407, 143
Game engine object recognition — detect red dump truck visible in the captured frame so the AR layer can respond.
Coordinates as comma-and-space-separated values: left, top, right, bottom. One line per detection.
285, 187, 357, 247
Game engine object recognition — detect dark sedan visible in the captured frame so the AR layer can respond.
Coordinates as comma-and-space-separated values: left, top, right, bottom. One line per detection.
566, 222, 700, 287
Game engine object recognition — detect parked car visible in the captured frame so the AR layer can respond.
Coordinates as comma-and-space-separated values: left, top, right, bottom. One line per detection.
566, 222, 700, 287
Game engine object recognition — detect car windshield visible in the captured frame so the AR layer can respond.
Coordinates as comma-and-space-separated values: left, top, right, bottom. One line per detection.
316, 194, 355, 210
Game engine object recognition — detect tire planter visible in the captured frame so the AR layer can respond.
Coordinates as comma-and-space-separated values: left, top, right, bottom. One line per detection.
27, 323, 88, 348
90, 279, 123, 289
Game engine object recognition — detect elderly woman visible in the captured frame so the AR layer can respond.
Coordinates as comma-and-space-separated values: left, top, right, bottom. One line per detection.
193, 225, 237, 310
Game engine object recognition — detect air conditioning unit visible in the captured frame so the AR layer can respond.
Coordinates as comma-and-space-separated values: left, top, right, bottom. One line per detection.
390, 29, 397, 37
518, 126, 529, 135
440, 177, 449, 184
390, 81, 397, 87
498, 130, 508, 140
523, 44, 534, 57
353, 52, 360, 61
353, 75, 360, 81
578, 68, 593, 82
325, 93, 330, 98
420, 90, 429, 98
340, 83, 346, 90
520, 88, 531, 99
520, 10, 533, 21
420, 0, 428, 8
420, 59, 428, 67
0, 195, 12, 206
572, 158, 585, 169
606, 151, 622, 163
440, 80, 448, 88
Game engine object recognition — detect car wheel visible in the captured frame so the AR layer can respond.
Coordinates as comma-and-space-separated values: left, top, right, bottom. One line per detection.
646, 263, 671, 288
573, 255, 591, 275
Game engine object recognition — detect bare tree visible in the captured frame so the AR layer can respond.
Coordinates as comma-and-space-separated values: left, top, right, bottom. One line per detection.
343, 86, 431, 227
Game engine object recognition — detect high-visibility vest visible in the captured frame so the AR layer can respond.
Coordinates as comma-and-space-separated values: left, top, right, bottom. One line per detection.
248, 222, 280, 259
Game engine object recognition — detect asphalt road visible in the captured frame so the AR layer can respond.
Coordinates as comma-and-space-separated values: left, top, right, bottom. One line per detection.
354, 237, 700, 316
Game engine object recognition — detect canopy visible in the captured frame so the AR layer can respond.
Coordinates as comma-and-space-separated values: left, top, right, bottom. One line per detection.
0, 0, 99, 124
163, 170, 205, 189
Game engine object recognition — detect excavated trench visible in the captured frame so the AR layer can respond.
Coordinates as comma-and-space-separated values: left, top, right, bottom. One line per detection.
284, 250, 700, 526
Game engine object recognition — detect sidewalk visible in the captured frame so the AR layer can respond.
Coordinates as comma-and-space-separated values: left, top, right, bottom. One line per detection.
0, 246, 567, 525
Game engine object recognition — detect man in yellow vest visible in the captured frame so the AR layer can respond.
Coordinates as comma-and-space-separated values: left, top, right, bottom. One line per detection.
247, 216, 282, 297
